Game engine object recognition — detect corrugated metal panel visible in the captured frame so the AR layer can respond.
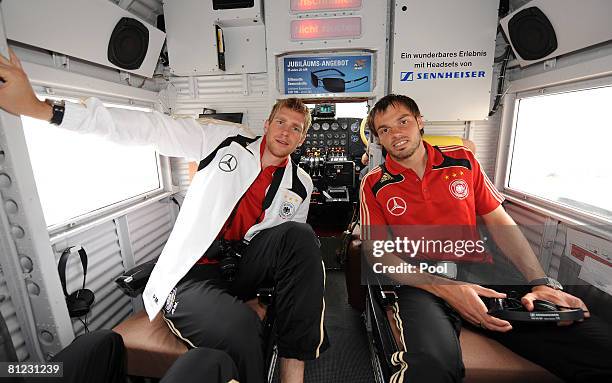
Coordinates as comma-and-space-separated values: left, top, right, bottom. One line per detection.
172, 73, 271, 135
170, 157, 192, 192
127, 201, 175, 265
505, 202, 547, 260
471, 112, 501, 181
550, 223, 568, 280
56, 220, 132, 335
0, 273, 29, 361
424, 121, 466, 138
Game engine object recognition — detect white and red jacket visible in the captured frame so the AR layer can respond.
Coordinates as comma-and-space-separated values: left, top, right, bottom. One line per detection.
61, 98, 313, 320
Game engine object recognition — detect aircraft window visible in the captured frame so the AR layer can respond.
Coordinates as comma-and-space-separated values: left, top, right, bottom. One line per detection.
508, 85, 612, 220
334, 102, 368, 118
21, 99, 161, 227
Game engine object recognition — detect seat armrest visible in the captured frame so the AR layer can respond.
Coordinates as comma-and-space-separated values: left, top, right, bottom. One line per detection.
115, 260, 156, 297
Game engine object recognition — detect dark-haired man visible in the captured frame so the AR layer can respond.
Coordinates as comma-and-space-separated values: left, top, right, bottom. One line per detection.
0, 50, 326, 383
360, 94, 612, 382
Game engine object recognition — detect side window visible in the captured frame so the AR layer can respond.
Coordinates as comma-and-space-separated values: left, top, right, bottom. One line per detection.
507, 85, 612, 220
22, 99, 161, 228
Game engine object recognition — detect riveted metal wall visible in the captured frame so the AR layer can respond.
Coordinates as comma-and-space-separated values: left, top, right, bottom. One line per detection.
0, 273, 28, 361
127, 201, 175, 265
49, 200, 175, 336
53, 221, 130, 336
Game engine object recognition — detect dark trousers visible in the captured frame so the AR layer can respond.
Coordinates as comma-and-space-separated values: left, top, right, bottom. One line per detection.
162, 222, 328, 383
390, 286, 612, 383
21, 330, 126, 383
161, 347, 239, 383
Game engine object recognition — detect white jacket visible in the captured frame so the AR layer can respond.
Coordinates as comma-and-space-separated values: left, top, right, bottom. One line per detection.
61, 98, 313, 320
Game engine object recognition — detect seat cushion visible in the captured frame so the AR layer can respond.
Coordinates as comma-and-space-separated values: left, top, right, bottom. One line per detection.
113, 299, 266, 378
113, 310, 187, 378
386, 309, 562, 383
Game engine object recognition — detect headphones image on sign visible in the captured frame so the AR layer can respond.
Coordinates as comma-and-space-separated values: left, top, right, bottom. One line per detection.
58, 247, 95, 318
310, 68, 368, 93
486, 297, 584, 322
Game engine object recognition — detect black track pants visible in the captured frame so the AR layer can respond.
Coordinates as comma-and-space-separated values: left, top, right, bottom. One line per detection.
162, 222, 328, 383
161, 347, 239, 383
22, 330, 126, 383
389, 286, 612, 383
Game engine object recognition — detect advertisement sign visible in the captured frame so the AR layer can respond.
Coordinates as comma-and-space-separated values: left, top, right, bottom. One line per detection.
390, 0, 498, 120
283, 55, 372, 95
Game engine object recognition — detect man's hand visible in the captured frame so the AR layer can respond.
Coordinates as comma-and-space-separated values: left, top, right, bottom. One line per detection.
522, 286, 590, 326
433, 283, 513, 332
0, 49, 51, 120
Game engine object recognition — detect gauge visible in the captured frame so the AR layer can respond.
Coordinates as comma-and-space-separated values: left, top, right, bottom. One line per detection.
319, 133, 325, 138
327, 140, 333, 146
306, 133, 311, 138
350, 122, 359, 132
331, 122, 339, 130
305, 140, 311, 145
312, 123, 320, 131
327, 133, 333, 138
340, 133, 347, 138
340, 139, 346, 145
333, 133, 339, 139
322, 122, 330, 131
341, 123, 348, 130
333, 140, 340, 145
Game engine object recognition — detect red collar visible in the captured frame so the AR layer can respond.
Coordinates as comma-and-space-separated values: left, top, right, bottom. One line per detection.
260, 136, 289, 169
384, 140, 443, 175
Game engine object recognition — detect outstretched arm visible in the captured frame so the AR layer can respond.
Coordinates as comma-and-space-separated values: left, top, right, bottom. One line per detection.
0, 49, 52, 120
0, 50, 240, 161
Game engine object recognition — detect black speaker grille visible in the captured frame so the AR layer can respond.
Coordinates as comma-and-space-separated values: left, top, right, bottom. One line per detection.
108, 17, 149, 70
508, 7, 558, 61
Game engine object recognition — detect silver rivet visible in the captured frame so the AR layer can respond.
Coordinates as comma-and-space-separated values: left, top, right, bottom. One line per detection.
5, 200, 18, 214
0, 174, 11, 188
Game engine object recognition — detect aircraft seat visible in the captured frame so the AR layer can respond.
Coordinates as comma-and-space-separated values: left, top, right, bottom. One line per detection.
112, 298, 267, 378
346, 225, 562, 383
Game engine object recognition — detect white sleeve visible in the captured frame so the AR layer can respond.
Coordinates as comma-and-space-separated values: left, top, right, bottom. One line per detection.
60, 98, 241, 162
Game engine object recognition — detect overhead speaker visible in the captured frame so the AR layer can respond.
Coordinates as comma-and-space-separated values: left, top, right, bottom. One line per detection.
507, 7, 557, 61
500, 0, 612, 67
1, 0, 166, 78
108, 18, 149, 70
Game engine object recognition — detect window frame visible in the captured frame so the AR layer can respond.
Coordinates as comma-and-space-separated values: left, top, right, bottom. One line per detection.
496, 73, 612, 228
27, 86, 177, 239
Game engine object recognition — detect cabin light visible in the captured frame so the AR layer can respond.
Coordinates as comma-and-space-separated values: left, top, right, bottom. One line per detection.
290, 0, 362, 12
291, 17, 361, 40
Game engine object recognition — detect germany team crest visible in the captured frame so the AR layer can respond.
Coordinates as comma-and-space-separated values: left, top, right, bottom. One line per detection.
449, 179, 469, 200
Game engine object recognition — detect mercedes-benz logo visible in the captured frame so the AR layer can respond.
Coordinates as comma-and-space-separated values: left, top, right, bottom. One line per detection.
218, 154, 237, 172
386, 197, 407, 216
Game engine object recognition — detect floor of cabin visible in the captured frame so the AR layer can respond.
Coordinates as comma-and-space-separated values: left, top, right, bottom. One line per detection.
272, 270, 374, 382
